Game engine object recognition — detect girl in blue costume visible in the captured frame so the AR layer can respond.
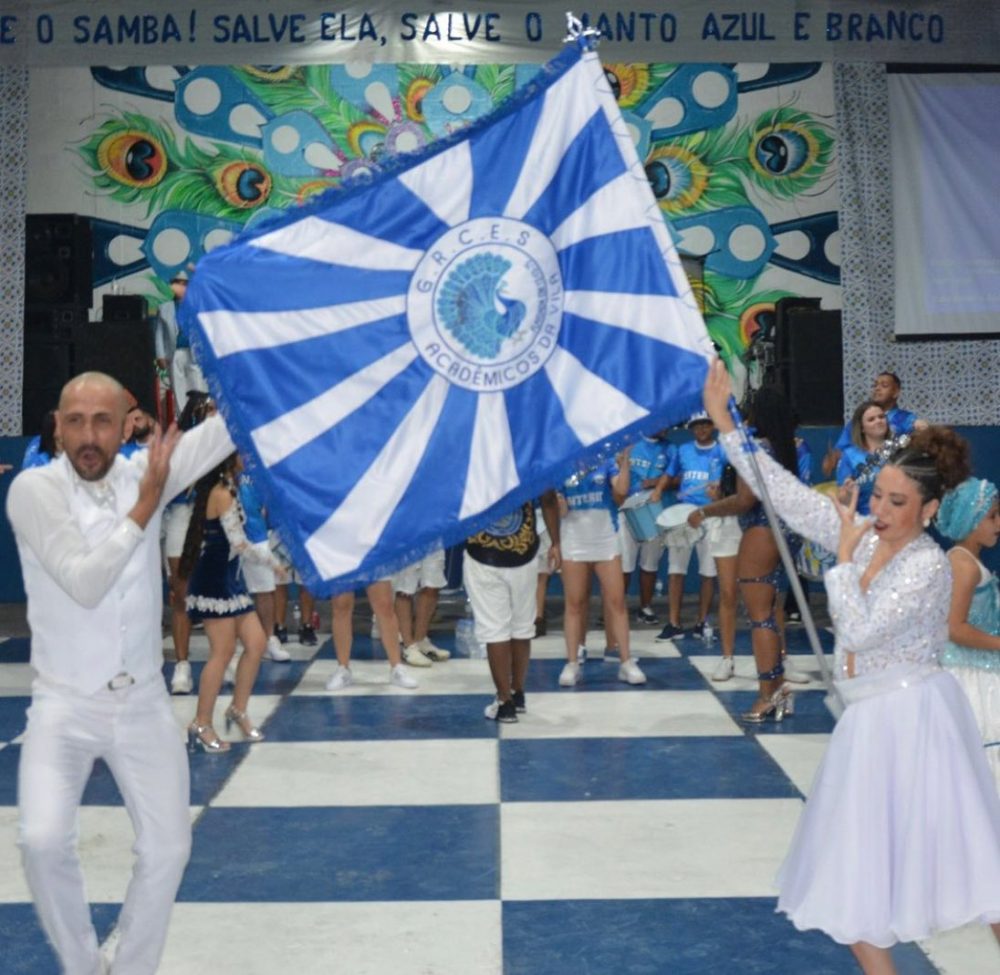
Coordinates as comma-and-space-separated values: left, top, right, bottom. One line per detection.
692, 386, 802, 720
939, 477, 1000, 789
704, 359, 1000, 973
180, 454, 273, 752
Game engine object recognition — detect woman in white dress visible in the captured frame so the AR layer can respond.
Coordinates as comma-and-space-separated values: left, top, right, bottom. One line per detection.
703, 360, 1000, 973
938, 477, 1000, 788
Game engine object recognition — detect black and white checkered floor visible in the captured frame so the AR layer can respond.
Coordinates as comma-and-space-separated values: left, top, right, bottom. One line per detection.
1, 616, 998, 973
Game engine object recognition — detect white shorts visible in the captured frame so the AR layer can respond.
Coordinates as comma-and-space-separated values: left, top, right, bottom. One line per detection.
162, 503, 193, 561
463, 556, 536, 644
619, 527, 665, 574
270, 530, 302, 584
706, 516, 741, 560
535, 518, 552, 573
561, 508, 619, 563
392, 549, 447, 595
241, 552, 276, 594
667, 531, 716, 578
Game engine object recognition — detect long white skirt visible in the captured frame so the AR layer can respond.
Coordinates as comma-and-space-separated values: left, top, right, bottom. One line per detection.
777, 669, 1000, 947
946, 663, 1000, 792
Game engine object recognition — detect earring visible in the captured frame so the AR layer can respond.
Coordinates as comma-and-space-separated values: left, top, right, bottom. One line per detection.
923, 518, 931, 528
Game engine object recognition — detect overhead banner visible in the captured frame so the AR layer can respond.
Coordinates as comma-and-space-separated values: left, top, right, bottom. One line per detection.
1, 0, 998, 66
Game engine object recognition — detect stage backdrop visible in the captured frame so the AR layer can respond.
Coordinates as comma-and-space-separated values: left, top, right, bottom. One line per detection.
23, 59, 840, 405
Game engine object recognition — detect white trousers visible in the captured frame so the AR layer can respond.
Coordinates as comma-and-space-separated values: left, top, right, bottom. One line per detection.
170, 347, 208, 415
18, 674, 191, 975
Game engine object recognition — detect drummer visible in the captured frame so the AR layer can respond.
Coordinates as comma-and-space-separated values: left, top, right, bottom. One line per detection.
612, 429, 676, 625
656, 414, 730, 642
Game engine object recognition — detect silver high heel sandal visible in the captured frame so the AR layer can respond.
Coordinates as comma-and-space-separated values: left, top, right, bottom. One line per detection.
224, 705, 265, 742
187, 723, 231, 753
741, 686, 794, 724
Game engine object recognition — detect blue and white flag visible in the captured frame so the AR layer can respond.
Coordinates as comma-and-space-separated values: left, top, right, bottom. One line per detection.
182, 40, 714, 596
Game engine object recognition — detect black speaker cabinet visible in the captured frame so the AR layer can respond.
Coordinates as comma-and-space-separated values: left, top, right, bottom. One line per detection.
75, 321, 156, 416
778, 307, 844, 426
21, 331, 78, 435
24, 304, 88, 342
103, 294, 147, 322
25, 214, 93, 308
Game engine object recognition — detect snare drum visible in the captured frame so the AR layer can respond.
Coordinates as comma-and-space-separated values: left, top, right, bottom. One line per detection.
656, 502, 704, 546
620, 490, 665, 542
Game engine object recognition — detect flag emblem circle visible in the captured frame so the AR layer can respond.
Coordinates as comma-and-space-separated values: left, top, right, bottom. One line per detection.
407, 217, 563, 392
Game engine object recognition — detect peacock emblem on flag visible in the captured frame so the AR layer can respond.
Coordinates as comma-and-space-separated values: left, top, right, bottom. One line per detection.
435, 252, 527, 359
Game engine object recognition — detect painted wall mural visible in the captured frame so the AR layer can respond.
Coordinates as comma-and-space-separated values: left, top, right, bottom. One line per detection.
28, 59, 839, 394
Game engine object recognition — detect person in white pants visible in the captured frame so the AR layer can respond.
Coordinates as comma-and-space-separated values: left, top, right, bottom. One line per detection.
6, 372, 234, 975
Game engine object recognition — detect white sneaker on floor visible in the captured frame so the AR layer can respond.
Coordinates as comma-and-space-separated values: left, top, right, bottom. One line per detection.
420, 637, 451, 661
264, 635, 292, 662
558, 661, 581, 687
618, 659, 647, 685
390, 664, 419, 689
783, 658, 811, 684
711, 656, 735, 682
170, 660, 193, 695
99, 926, 120, 974
484, 697, 500, 719
402, 643, 433, 667
325, 665, 353, 691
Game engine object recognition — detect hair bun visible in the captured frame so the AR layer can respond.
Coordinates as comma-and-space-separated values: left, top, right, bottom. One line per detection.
907, 426, 971, 493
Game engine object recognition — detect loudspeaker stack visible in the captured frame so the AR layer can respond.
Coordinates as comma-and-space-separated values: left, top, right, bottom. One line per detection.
773, 297, 844, 426
22, 214, 93, 434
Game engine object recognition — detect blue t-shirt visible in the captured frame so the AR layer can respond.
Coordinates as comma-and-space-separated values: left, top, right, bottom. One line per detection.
835, 405, 917, 450
563, 460, 619, 527
238, 473, 269, 544
119, 441, 146, 459
624, 436, 672, 499
836, 444, 877, 515
669, 441, 724, 506
21, 436, 51, 469
795, 437, 813, 486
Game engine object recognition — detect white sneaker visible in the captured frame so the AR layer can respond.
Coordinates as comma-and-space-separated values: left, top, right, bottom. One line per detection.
264, 635, 292, 662
783, 658, 811, 684
170, 660, 193, 695
577, 645, 587, 664
483, 697, 500, 719
99, 926, 121, 974
618, 659, 647, 685
711, 656, 735, 682
420, 637, 451, 661
402, 643, 433, 667
325, 664, 353, 691
558, 661, 581, 686
390, 664, 418, 689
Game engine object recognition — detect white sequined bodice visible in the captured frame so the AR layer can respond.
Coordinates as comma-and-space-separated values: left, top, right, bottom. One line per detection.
720, 430, 949, 679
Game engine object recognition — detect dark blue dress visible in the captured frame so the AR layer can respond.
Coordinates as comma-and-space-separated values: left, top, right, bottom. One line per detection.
185, 518, 254, 621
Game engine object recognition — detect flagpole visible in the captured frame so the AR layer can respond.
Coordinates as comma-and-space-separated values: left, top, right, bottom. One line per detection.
727, 397, 843, 719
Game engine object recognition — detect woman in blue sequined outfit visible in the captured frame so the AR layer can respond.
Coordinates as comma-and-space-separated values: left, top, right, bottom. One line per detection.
180, 454, 274, 753
939, 477, 1000, 788
691, 386, 802, 721
704, 360, 1000, 973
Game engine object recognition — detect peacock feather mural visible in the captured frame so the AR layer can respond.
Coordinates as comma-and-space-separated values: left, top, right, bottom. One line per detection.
68, 59, 839, 386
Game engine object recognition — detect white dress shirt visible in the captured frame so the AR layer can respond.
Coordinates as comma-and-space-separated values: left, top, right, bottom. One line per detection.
6, 414, 234, 694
